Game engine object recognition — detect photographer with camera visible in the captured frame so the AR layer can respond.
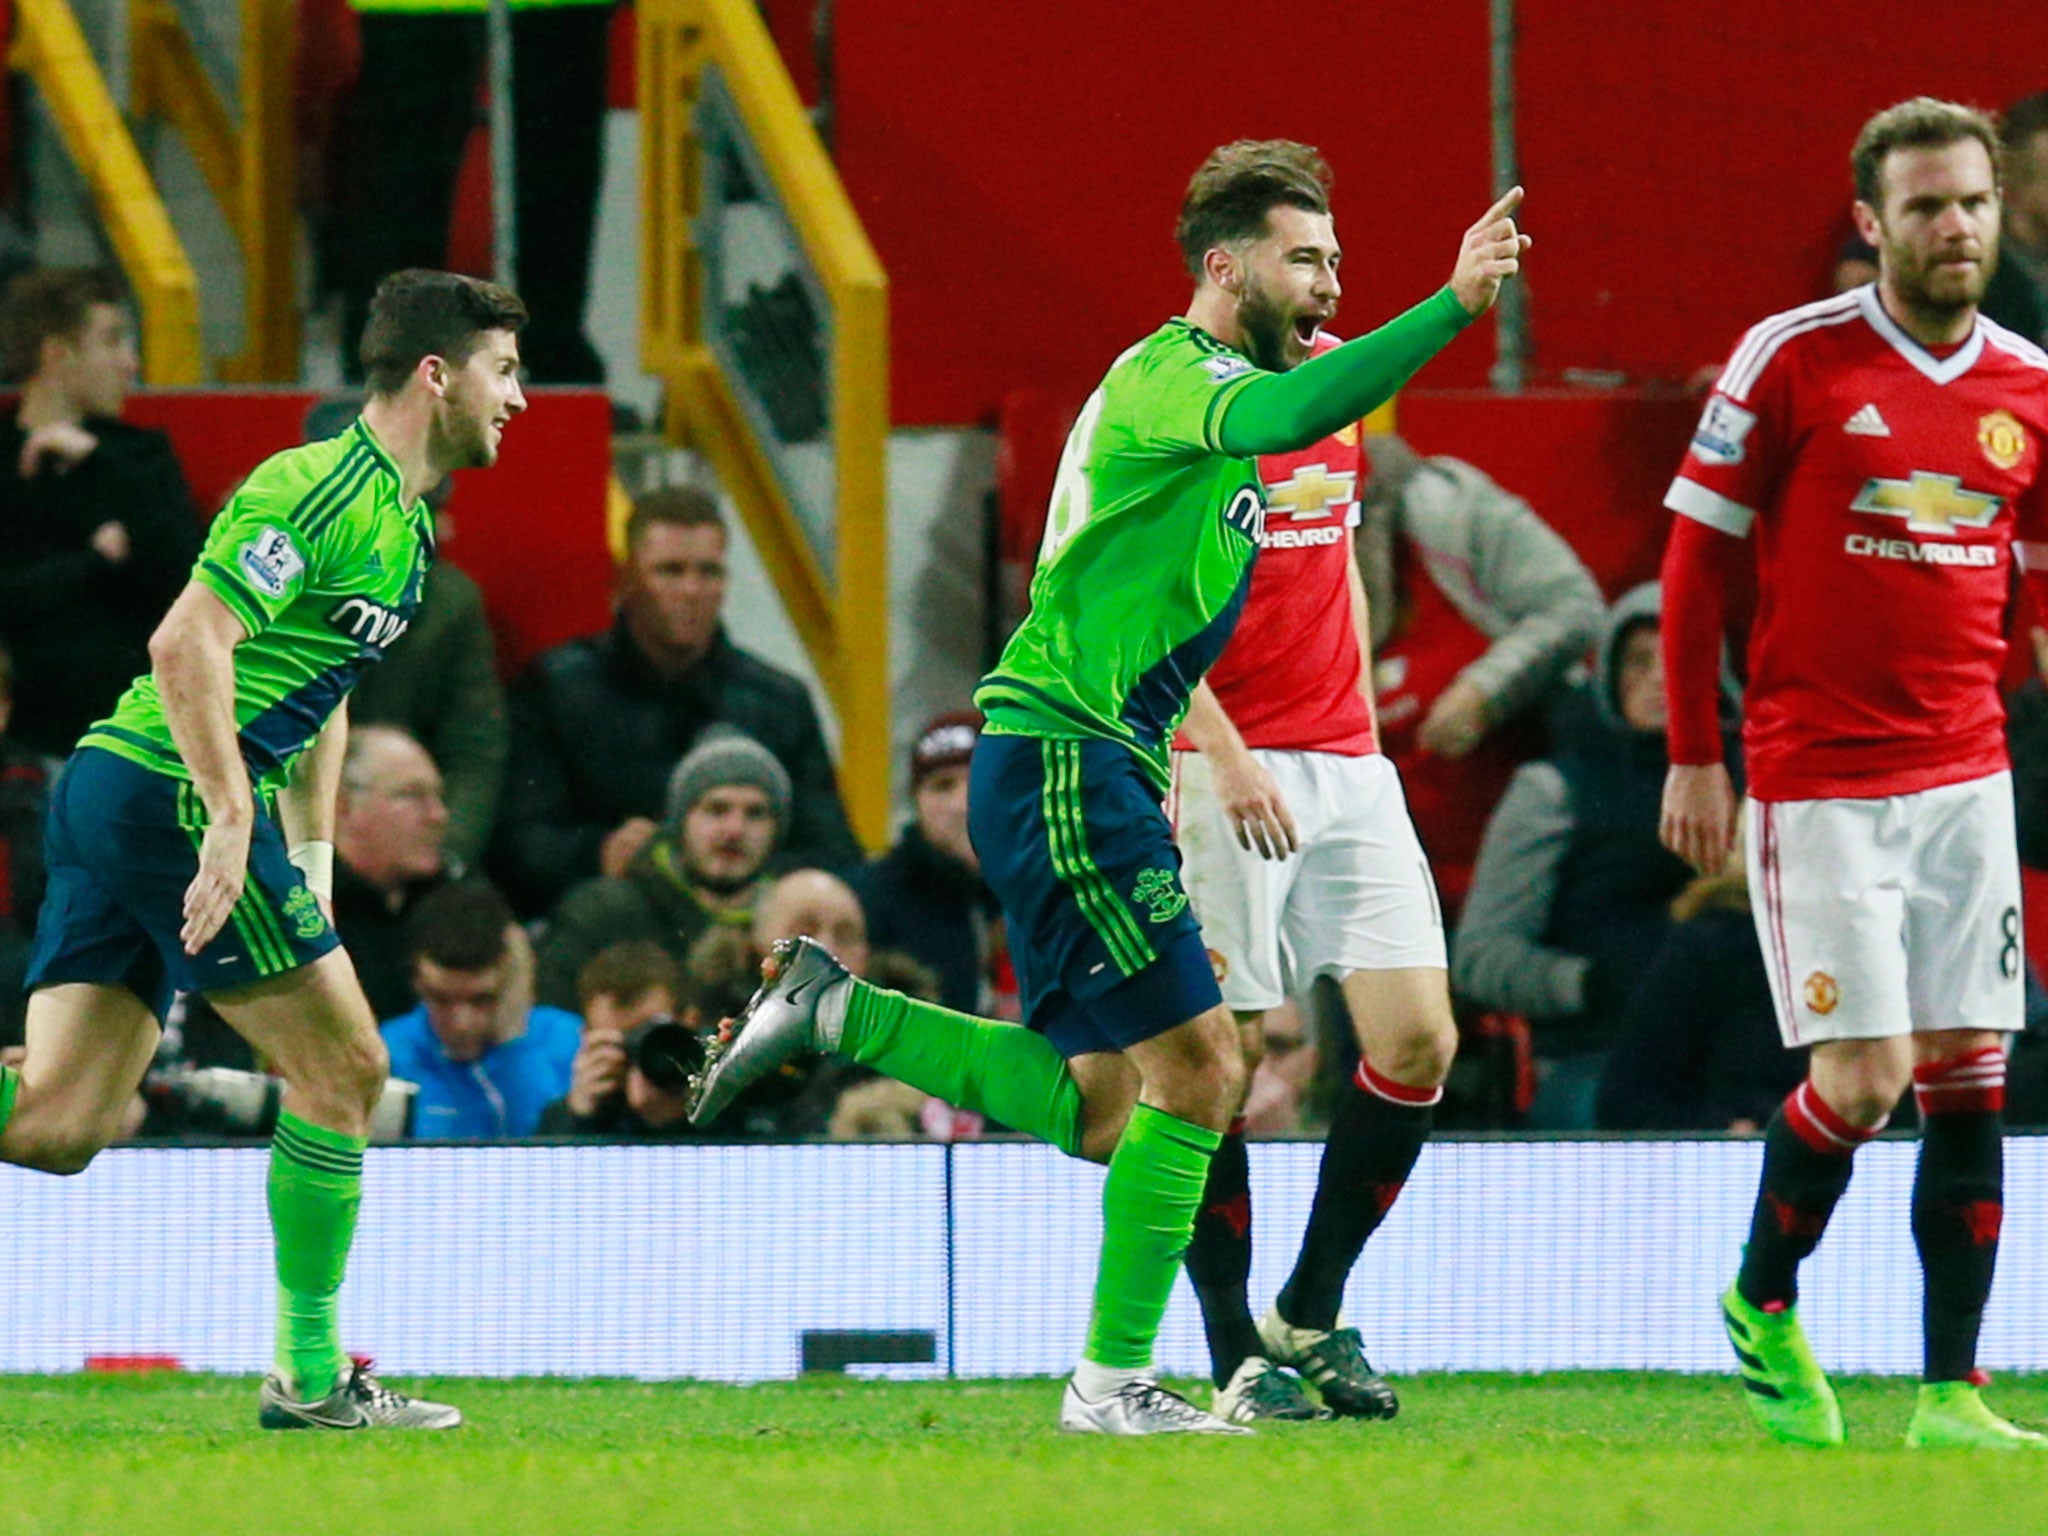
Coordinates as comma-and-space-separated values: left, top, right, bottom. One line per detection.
379, 883, 582, 1138
537, 942, 705, 1139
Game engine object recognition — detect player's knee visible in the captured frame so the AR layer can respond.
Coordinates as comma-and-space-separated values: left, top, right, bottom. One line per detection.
1396, 1019, 1461, 1087
1810, 1073, 1901, 1130
9, 1124, 109, 1176
1362, 1010, 1459, 1090
1213, 1044, 1249, 1110
1836, 1086, 1901, 1130
1133, 1010, 1247, 1127
1808, 1040, 1911, 1129
1193, 1032, 1249, 1120
346, 1034, 391, 1112
287, 1032, 387, 1118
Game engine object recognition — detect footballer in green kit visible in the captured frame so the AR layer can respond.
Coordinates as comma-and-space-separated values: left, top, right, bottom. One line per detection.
693, 141, 1528, 1434
1, 269, 527, 1429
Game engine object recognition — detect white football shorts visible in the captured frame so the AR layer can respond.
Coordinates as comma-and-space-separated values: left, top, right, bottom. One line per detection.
1170, 748, 1446, 1013
1746, 769, 2024, 1047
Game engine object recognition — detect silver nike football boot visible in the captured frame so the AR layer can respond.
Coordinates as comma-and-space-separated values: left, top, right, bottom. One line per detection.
688, 936, 850, 1126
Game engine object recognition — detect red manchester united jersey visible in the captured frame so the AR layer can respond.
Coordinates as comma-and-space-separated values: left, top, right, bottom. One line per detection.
1182, 331, 1378, 756
1666, 285, 2048, 801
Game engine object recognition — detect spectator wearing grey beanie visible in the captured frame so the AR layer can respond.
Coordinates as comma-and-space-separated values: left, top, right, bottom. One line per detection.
664, 725, 793, 831
535, 725, 786, 1012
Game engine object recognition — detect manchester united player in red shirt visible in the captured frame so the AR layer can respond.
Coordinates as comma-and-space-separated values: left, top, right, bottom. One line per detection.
1661, 98, 2048, 1451
1171, 241, 1462, 1420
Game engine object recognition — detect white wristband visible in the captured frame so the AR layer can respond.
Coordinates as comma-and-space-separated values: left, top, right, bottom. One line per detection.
288, 840, 335, 902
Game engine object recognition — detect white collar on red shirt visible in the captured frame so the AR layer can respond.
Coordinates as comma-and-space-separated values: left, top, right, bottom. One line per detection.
1855, 283, 1985, 386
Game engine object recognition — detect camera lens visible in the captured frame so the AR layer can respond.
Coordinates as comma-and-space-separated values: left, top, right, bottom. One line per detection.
626, 1017, 705, 1093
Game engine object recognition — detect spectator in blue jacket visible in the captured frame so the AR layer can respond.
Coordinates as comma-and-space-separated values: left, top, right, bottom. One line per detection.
380, 883, 580, 1138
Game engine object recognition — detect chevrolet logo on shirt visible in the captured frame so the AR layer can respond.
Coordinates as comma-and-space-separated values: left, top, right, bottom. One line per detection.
1263, 463, 1357, 521
1849, 471, 2003, 535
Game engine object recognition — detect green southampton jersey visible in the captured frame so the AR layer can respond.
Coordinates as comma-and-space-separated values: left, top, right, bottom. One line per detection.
83, 419, 431, 792
976, 319, 1268, 792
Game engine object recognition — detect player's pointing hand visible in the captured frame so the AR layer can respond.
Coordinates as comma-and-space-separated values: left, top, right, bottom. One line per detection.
1450, 185, 1532, 318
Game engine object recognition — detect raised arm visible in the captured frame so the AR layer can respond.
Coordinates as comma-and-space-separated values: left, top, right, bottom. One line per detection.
1216, 189, 1529, 457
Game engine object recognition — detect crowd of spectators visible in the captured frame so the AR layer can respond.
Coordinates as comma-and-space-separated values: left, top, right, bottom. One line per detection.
1453, 583, 1707, 1128
1356, 433, 1604, 917
492, 485, 857, 918
15, 238, 2048, 1147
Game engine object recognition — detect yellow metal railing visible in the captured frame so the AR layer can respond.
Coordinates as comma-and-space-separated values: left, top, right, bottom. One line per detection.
10, 0, 202, 382
639, 0, 891, 851
130, 0, 299, 380
9, 0, 296, 382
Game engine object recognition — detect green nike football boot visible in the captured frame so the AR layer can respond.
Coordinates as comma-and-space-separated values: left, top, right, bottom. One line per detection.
1720, 1283, 1844, 1447
1905, 1381, 2048, 1450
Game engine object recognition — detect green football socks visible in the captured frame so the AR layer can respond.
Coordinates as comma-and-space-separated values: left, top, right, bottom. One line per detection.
0, 1063, 18, 1139
268, 1111, 367, 1401
1084, 1104, 1222, 1370
838, 981, 1083, 1156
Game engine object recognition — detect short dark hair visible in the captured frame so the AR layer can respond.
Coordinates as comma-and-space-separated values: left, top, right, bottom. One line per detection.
358, 269, 528, 398
2004, 92, 2048, 151
1174, 140, 1334, 279
0, 267, 125, 381
576, 941, 683, 1013
1852, 98, 2002, 208
407, 882, 515, 971
625, 485, 726, 555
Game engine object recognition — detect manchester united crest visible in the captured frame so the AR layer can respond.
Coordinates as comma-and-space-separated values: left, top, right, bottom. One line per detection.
1206, 948, 1230, 986
1979, 410, 2027, 471
1803, 971, 1840, 1016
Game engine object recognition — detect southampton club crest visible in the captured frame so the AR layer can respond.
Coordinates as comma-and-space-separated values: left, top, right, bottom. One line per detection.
1132, 868, 1188, 925
282, 885, 327, 942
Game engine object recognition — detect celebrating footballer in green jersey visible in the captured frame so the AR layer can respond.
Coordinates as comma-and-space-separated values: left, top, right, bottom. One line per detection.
693, 141, 1527, 1435
85, 419, 437, 795
0, 269, 527, 1431
976, 294, 1473, 795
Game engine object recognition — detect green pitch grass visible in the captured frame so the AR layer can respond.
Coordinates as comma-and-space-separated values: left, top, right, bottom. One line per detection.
5, 1372, 2048, 1536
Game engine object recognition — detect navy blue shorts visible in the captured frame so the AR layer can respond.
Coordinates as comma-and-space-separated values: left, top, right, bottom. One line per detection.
968, 733, 1221, 1057
25, 747, 340, 1022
